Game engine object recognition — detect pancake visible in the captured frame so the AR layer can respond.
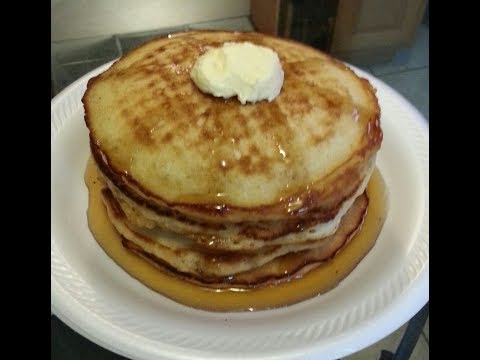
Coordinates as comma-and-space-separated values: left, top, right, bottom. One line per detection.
82, 31, 384, 304
97, 156, 375, 251
83, 31, 381, 224
101, 180, 369, 285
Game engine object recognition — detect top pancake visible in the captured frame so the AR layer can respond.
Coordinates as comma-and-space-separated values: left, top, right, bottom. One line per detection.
83, 31, 381, 222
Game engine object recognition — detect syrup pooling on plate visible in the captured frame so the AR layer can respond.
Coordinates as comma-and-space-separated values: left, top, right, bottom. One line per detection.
84, 157, 388, 312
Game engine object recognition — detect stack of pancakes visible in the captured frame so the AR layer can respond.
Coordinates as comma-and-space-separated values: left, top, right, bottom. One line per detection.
82, 31, 382, 289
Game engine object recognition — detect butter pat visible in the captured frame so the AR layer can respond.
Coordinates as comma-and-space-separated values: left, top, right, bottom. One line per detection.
190, 42, 284, 104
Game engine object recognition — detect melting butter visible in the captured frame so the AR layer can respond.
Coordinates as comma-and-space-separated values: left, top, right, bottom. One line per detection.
190, 42, 284, 104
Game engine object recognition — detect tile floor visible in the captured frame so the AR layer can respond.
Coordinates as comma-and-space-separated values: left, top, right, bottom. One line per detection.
363, 24, 429, 121
344, 312, 429, 360
51, 14, 429, 360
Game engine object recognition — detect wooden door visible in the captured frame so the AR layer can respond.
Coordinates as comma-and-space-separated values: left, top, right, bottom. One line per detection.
330, 0, 427, 63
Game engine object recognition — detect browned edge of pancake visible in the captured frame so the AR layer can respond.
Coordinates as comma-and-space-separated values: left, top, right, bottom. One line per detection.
92, 138, 373, 228
102, 186, 369, 288
97, 152, 373, 243
120, 199, 367, 289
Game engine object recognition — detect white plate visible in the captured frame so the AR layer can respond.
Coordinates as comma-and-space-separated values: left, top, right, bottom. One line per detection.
51, 61, 429, 360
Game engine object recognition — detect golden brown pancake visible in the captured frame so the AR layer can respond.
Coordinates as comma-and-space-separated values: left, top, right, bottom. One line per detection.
97, 157, 374, 251
82, 31, 383, 296
83, 31, 381, 224
101, 182, 369, 286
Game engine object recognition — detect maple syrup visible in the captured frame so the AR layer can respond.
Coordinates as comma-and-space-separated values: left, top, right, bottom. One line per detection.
85, 157, 388, 311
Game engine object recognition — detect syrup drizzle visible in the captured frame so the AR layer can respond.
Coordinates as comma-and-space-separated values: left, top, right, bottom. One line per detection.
85, 157, 388, 312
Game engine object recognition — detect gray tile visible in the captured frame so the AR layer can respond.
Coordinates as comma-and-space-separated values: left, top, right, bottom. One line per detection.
189, 16, 254, 32
343, 323, 407, 359
52, 36, 120, 65
345, 63, 373, 75
422, 3, 429, 26
411, 334, 429, 359
405, 24, 429, 69
378, 68, 429, 120
423, 316, 429, 341
118, 26, 189, 54
52, 59, 113, 95
344, 321, 429, 359
368, 49, 410, 76
369, 24, 429, 76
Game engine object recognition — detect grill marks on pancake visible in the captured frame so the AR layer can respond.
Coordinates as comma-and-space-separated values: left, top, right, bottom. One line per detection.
125, 38, 343, 158
281, 61, 353, 147
103, 34, 312, 177
84, 31, 381, 216
237, 144, 269, 175
109, 43, 199, 149
131, 116, 155, 147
